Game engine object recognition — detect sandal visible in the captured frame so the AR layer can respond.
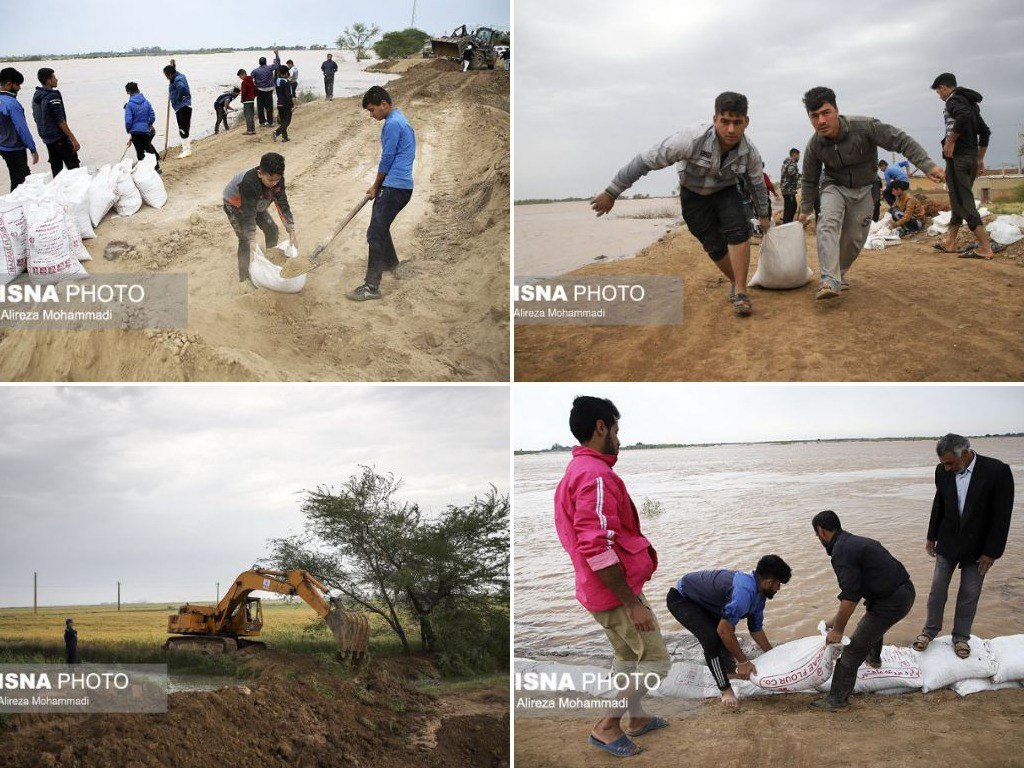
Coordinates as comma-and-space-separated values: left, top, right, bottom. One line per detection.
625, 716, 669, 737
953, 639, 971, 659
732, 292, 752, 317
912, 634, 932, 652
588, 734, 643, 758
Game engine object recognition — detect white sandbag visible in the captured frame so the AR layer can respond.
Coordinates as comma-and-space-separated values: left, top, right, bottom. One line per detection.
817, 645, 923, 693
990, 634, 1024, 683
977, 206, 990, 217
88, 164, 118, 226
927, 223, 947, 236
113, 158, 142, 216
951, 678, 1020, 697
0, 198, 28, 284
986, 219, 1023, 246
131, 153, 167, 208
249, 240, 307, 293
51, 167, 96, 239
23, 200, 89, 283
748, 635, 843, 693
918, 635, 997, 692
654, 661, 720, 699
58, 203, 90, 262
748, 222, 812, 289
933, 210, 952, 226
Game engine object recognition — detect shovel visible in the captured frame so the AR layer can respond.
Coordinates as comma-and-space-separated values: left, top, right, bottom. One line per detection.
280, 194, 373, 279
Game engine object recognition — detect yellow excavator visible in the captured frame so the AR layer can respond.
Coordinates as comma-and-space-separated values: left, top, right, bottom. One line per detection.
164, 568, 370, 659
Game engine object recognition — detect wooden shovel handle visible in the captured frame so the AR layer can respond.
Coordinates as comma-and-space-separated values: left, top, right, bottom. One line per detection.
310, 194, 373, 260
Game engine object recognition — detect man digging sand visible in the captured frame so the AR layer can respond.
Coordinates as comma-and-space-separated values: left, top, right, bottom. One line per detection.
592, 91, 770, 317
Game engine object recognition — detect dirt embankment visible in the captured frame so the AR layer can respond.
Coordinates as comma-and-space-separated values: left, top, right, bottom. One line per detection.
0, 59, 509, 382
0, 650, 509, 768
515, 222, 1024, 382
515, 688, 1024, 768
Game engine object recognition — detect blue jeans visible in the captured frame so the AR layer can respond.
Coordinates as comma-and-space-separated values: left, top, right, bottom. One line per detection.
364, 186, 412, 289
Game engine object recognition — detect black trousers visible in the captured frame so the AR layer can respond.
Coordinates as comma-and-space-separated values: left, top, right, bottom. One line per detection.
44, 136, 80, 178
782, 193, 798, 223
130, 131, 160, 169
666, 587, 734, 691
947, 155, 982, 230
175, 106, 192, 139
365, 186, 413, 289
256, 90, 274, 125
323, 74, 334, 99
214, 105, 229, 133
275, 105, 292, 140
679, 185, 751, 262
1, 148, 30, 190
224, 203, 279, 281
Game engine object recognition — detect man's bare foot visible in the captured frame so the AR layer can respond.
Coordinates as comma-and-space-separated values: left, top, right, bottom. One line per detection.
720, 688, 739, 709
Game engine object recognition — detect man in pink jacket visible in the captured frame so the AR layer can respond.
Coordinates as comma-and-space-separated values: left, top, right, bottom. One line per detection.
554, 396, 671, 758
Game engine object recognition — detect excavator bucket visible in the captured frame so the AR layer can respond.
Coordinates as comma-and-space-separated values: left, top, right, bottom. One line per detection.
324, 604, 370, 661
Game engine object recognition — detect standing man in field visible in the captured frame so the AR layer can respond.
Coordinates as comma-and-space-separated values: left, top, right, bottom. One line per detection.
251, 53, 280, 127
348, 86, 415, 302
797, 87, 944, 299
666, 555, 792, 710
555, 396, 671, 758
930, 73, 996, 259
64, 618, 79, 664
237, 68, 256, 134
780, 148, 801, 223
321, 53, 338, 101
912, 434, 1014, 658
0, 67, 39, 191
31, 68, 81, 178
592, 92, 771, 317
164, 64, 193, 158
810, 510, 915, 711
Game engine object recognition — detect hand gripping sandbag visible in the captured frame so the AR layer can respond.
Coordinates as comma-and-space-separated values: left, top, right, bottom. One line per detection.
747, 222, 813, 289
52, 167, 96, 239
747, 635, 843, 693
132, 153, 167, 208
113, 158, 143, 216
23, 200, 89, 284
0, 198, 28, 284
88, 164, 119, 226
249, 241, 308, 293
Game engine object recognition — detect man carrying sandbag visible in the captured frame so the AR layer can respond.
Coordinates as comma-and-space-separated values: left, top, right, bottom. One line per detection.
796, 87, 943, 300
810, 510, 915, 710
666, 555, 792, 710
222, 152, 297, 292
592, 92, 771, 317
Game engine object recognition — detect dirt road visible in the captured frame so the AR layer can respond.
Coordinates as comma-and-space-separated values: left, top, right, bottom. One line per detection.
514, 226, 1024, 382
0, 59, 509, 382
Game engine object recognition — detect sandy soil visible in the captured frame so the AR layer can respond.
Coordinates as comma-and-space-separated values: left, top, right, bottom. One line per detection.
515, 688, 1024, 768
514, 220, 1024, 382
0, 59, 509, 382
0, 650, 509, 768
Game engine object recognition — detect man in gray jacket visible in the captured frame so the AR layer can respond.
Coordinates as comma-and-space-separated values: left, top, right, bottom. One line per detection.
797, 87, 944, 300
592, 91, 770, 317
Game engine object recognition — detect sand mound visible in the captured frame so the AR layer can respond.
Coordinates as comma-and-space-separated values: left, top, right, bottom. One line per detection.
0, 61, 509, 382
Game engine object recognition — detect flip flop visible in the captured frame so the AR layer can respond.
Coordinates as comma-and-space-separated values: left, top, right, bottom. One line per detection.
588, 734, 643, 758
732, 293, 752, 316
958, 249, 986, 259
912, 634, 932, 652
625, 716, 669, 737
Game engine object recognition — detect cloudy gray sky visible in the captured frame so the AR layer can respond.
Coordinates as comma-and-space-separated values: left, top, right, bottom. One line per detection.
515, 0, 1024, 199
515, 385, 1024, 451
0, 386, 509, 607
1, 0, 509, 56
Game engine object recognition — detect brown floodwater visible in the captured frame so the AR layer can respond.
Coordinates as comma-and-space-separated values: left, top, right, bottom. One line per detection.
514, 437, 1024, 663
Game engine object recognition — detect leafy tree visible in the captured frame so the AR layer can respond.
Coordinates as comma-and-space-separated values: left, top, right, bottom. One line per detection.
336, 22, 381, 61
373, 28, 431, 59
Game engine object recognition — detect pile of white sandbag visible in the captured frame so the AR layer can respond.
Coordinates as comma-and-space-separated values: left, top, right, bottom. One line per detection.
926, 202, 992, 236
986, 213, 1024, 246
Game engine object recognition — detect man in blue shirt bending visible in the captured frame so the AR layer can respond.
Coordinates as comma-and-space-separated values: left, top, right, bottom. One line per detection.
349, 86, 416, 301
666, 555, 792, 709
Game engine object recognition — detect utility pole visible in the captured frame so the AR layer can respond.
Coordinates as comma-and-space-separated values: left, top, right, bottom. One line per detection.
216, 582, 220, 605
411, 0, 417, 27
117, 581, 121, 612
33, 572, 37, 614
1017, 124, 1023, 175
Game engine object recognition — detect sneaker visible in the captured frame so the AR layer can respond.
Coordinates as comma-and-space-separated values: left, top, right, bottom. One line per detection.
347, 284, 381, 301
815, 282, 841, 300
809, 696, 849, 711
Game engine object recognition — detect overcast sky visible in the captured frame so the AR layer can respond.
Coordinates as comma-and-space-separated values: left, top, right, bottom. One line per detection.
0, 0, 509, 56
515, 0, 1024, 199
515, 385, 1024, 451
0, 386, 509, 608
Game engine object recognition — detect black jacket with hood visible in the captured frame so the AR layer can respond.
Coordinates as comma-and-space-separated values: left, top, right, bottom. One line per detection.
942, 87, 990, 156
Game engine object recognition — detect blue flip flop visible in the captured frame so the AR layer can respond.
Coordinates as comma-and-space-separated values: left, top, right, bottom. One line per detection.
626, 716, 669, 737
588, 734, 643, 757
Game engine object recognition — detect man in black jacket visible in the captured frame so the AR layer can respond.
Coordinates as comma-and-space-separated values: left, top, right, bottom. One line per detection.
31, 68, 80, 178
913, 434, 1014, 658
810, 510, 915, 710
930, 74, 995, 259
64, 618, 79, 664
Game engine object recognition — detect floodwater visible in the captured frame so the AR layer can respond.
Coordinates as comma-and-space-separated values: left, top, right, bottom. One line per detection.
514, 198, 681, 277
514, 437, 1024, 663
0, 50, 395, 194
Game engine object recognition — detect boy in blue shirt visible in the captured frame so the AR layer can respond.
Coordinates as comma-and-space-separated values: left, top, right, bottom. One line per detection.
272, 66, 294, 143
666, 555, 792, 709
349, 86, 416, 301
0, 67, 39, 191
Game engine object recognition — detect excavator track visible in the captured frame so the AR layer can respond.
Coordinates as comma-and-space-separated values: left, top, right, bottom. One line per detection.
164, 635, 238, 655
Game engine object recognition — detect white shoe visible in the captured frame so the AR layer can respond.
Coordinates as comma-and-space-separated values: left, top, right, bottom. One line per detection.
177, 138, 192, 158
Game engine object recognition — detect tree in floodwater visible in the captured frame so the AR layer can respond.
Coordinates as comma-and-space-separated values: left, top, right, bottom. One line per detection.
336, 23, 381, 61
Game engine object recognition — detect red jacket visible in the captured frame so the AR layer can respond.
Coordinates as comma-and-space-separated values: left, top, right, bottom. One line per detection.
554, 446, 658, 612
239, 75, 256, 102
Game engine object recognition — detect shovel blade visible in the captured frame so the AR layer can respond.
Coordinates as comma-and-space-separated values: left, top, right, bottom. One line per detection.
279, 255, 317, 279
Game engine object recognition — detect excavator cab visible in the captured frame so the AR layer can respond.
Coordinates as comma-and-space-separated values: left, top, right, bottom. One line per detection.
242, 597, 263, 633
